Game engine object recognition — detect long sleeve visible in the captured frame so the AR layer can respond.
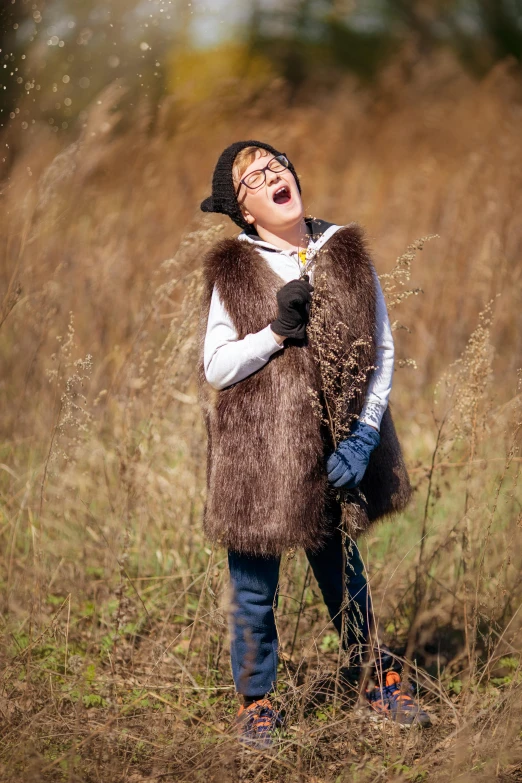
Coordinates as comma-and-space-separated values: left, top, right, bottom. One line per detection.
358, 267, 394, 432
203, 285, 284, 390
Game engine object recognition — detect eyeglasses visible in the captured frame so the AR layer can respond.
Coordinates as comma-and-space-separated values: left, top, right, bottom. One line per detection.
235, 154, 289, 197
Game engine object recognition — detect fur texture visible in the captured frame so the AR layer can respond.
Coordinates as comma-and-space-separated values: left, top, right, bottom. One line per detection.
197, 223, 412, 556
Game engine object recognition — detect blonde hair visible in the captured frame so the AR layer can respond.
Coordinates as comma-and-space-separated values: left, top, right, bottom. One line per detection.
232, 146, 271, 192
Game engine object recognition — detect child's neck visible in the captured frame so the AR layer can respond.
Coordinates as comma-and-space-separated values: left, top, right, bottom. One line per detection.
253, 218, 310, 252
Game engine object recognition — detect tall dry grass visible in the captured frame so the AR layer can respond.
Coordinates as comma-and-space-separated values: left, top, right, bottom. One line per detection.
1, 51, 522, 781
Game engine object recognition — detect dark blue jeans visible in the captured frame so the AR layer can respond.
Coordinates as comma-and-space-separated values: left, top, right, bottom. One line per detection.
228, 507, 373, 700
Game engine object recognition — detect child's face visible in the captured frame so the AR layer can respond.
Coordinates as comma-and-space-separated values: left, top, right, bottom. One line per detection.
236, 150, 304, 233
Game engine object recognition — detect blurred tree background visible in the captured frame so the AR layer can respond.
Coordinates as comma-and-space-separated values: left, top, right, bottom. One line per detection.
1, 0, 522, 140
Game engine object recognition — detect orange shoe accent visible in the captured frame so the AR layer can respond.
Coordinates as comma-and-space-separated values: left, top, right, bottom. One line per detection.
237, 697, 273, 719
385, 671, 401, 687
368, 699, 387, 714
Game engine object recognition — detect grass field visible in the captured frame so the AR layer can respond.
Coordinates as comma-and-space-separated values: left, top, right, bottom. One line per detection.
1, 52, 522, 781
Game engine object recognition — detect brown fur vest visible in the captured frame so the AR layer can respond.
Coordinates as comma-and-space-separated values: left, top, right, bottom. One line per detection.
197, 223, 412, 556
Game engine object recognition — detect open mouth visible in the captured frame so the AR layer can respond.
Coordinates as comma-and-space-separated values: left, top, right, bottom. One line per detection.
272, 184, 292, 205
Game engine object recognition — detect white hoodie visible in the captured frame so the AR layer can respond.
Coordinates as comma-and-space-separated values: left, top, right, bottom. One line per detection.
203, 221, 394, 432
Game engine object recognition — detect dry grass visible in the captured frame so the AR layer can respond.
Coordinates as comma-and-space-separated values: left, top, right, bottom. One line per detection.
1, 50, 522, 782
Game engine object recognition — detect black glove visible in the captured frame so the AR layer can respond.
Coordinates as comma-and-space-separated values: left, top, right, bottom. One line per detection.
270, 276, 314, 340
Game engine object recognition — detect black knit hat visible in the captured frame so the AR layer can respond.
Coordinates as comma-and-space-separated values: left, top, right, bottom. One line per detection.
200, 140, 302, 232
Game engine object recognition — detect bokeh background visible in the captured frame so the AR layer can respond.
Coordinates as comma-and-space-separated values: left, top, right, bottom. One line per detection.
1, 2, 522, 781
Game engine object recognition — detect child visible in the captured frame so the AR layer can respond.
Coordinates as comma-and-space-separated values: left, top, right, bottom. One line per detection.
197, 140, 431, 746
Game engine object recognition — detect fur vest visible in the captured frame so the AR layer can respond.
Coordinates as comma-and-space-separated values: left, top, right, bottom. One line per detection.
197, 223, 412, 556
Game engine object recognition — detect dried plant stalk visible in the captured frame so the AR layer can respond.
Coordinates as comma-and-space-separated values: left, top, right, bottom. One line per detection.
307, 271, 376, 451
307, 271, 377, 598
305, 273, 376, 684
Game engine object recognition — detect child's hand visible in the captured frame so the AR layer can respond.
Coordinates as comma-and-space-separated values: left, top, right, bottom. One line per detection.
270, 277, 314, 340
326, 420, 380, 489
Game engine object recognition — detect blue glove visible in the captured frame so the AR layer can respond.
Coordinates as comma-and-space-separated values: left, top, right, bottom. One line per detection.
326, 420, 381, 489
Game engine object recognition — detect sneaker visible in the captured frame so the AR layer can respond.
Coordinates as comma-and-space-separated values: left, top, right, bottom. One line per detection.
236, 698, 283, 749
365, 670, 432, 727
